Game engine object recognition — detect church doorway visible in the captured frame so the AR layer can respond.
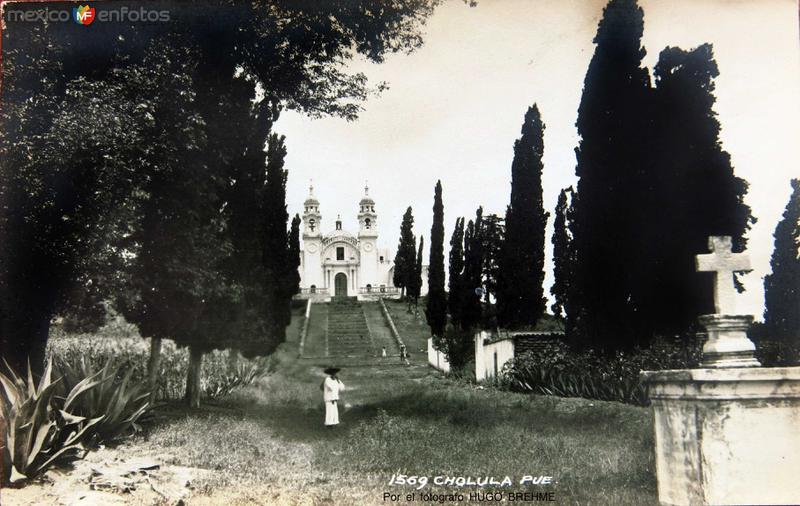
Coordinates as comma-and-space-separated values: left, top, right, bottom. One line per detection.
334, 273, 348, 297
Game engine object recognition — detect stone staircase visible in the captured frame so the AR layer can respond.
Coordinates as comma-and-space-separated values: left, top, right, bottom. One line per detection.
327, 297, 374, 357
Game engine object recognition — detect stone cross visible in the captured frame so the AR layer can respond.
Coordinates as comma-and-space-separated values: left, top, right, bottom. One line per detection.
695, 236, 751, 315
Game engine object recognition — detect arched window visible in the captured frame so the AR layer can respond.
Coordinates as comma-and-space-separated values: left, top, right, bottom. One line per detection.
310, 285, 317, 293
308, 218, 316, 232
366, 284, 372, 293
365, 218, 371, 229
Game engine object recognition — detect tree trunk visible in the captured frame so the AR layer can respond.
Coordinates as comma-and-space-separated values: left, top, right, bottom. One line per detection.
184, 345, 203, 408
227, 348, 239, 373
146, 337, 162, 405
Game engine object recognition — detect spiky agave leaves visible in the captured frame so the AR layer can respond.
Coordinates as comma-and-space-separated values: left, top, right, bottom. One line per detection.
54, 357, 151, 444
0, 358, 102, 485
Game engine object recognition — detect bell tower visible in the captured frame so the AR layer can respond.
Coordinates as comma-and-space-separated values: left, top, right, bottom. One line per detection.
358, 182, 378, 238
358, 182, 378, 288
301, 182, 323, 290
302, 181, 322, 238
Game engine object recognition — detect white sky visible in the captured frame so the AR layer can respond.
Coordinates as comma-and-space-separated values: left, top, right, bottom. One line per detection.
275, 0, 800, 319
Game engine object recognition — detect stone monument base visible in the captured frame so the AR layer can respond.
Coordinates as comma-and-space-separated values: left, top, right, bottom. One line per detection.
641, 366, 800, 506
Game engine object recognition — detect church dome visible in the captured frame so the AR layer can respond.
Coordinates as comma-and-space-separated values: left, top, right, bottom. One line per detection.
304, 182, 320, 206
359, 182, 375, 207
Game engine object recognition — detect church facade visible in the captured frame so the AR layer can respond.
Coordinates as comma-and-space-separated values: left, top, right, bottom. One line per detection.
298, 184, 426, 299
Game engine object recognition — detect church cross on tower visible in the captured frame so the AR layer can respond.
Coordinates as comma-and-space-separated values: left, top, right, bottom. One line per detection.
695, 236, 751, 315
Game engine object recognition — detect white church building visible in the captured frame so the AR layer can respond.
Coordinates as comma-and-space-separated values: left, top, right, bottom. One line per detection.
297, 184, 427, 300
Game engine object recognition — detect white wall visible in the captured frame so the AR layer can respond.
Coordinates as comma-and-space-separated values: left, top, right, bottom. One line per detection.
474, 331, 514, 382
427, 337, 450, 373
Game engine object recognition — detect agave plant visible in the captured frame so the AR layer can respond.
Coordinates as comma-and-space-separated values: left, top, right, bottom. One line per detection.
0, 359, 101, 484
54, 357, 151, 444
202, 362, 265, 399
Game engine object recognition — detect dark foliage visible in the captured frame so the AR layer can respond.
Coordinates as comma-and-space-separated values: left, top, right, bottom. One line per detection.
642, 43, 754, 337
497, 105, 549, 329
550, 187, 576, 321
425, 181, 447, 338
447, 218, 466, 331
393, 207, 417, 297
568, 0, 753, 352
569, 0, 652, 352
503, 340, 703, 406
0, 1, 441, 374
764, 179, 800, 356
461, 208, 484, 331
407, 236, 424, 303
480, 214, 505, 310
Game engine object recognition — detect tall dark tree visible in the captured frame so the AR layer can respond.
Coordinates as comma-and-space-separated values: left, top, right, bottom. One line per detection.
642, 44, 754, 337
497, 105, 549, 330
569, 0, 652, 351
447, 217, 466, 330
117, 57, 232, 408
0, 27, 140, 376
551, 187, 576, 321
480, 214, 505, 306
439, 217, 472, 370
282, 214, 302, 323
764, 179, 800, 353
461, 208, 485, 331
393, 207, 417, 298
259, 133, 293, 355
408, 236, 425, 307
0, 0, 443, 376
426, 181, 447, 339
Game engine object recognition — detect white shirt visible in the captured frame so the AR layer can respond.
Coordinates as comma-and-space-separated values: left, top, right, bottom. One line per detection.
323, 376, 344, 402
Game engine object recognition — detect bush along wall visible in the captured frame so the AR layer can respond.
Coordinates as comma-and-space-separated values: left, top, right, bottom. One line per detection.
502, 340, 703, 406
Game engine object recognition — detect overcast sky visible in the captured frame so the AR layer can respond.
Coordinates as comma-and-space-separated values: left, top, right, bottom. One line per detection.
275, 0, 800, 318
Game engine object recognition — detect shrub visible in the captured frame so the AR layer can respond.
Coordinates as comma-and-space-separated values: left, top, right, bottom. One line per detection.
46, 335, 271, 402
54, 357, 152, 445
201, 362, 266, 399
502, 340, 703, 406
0, 359, 101, 484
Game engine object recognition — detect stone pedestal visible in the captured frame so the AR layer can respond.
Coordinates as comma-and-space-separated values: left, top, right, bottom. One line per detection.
642, 367, 800, 505
698, 314, 760, 368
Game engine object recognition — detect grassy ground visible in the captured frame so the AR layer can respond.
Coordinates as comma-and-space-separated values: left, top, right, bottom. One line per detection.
125, 347, 657, 505
5, 303, 659, 505
383, 299, 431, 362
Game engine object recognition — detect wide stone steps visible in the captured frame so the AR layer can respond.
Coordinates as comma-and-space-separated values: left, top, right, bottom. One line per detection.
301, 298, 404, 364
327, 299, 374, 357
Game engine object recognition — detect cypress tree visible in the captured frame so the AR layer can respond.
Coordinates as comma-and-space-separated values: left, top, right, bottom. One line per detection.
461, 208, 484, 331
498, 105, 549, 329
280, 214, 302, 328
448, 217, 466, 329
644, 44, 754, 338
764, 179, 800, 354
480, 213, 505, 306
551, 187, 576, 321
570, 0, 651, 351
408, 236, 424, 305
426, 181, 447, 339
259, 132, 292, 357
393, 207, 417, 298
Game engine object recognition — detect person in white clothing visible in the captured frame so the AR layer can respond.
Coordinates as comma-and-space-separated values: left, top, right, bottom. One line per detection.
321, 367, 345, 427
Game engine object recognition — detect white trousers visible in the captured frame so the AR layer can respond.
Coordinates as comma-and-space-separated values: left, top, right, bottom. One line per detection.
324, 400, 339, 425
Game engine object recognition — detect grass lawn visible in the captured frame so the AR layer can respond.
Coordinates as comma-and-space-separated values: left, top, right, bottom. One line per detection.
5, 304, 658, 505
125, 346, 658, 505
